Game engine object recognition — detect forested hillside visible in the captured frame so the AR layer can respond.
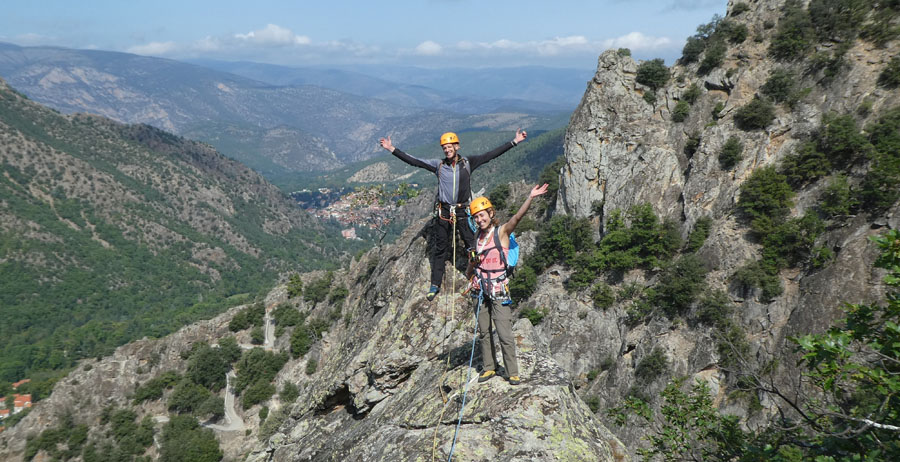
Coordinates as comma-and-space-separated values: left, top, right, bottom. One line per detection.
0, 78, 364, 390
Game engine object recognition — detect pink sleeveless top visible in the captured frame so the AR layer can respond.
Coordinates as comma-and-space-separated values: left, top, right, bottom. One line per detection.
475, 226, 509, 280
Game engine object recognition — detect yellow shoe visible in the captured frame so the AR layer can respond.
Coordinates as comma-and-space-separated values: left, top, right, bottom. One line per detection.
508, 375, 521, 385
478, 370, 496, 383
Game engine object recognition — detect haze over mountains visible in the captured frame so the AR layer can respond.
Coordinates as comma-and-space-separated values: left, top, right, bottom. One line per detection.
0, 42, 580, 176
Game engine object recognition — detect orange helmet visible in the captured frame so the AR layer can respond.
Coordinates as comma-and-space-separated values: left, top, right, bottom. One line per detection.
439, 132, 459, 145
469, 196, 493, 215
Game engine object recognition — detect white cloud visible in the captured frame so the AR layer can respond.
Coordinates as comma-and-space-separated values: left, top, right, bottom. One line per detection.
234, 24, 310, 46
127, 41, 178, 56
601, 32, 672, 51
11, 33, 56, 45
414, 40, 442, 55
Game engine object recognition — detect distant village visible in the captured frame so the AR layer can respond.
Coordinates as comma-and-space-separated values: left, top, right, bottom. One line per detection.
293, 186, 418, 240
0, 379, 32, 432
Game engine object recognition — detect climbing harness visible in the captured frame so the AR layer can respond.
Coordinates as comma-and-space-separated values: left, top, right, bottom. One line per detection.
472, 227, 514, 305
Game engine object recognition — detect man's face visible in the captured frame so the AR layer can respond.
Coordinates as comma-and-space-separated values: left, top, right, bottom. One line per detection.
441, 143, 459, 160
473, 209, 492, 229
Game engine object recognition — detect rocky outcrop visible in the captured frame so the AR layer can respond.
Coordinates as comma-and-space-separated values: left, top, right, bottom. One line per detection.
247, 220, 625, 461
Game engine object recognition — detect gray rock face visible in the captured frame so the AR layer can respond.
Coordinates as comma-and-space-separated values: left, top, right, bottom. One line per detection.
246, 221, 626, 461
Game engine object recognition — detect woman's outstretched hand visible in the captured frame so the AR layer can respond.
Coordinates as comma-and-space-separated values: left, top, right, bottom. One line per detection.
530, 183, 549, 198
379, 136, 394, 152
514, 129, 527, 144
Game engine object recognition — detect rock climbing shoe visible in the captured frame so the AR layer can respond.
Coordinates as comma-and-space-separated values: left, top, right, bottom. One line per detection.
426, 285, 440, 301
478, 370, 496, 383
508, 375, 521, 385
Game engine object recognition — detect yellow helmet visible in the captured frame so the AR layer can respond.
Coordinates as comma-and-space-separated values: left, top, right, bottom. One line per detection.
439, 132, 459, 145
470, 196, 493, 215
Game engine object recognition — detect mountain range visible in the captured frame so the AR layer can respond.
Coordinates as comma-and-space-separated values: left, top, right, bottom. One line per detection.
0, 42, 575, 176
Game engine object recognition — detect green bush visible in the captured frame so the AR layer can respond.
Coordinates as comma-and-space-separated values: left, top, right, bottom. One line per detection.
519, 306, 548, 326
671, 101, 691, 123
259, 406, 269, 422
653, 254, 708, 318
769, 0, 815, 61
530, 215, 594, 272
586, 395, 601, 413
329, 285, 349, 305
809, 0, 868, 42
159, 415, 222, 462
305, 359, 318, 375
133, 371, 181, 403
286, 274, 303, 298
229, 302, 265, 332
681, 37, 707, 63
734, 259, 783, 302
636, 59, 670, 90
781, 141, 831, 186
684, 132, 701, 157
698, 40, 727, 75
682, 83, 702, 104
738, 166, 794, 222
242, 379, 276, 408
718, 136, 744, 170
761, 69, 797, 104
304, 272, 334, 305
617, 48, 632, 57
635, 347, 669, 383
290, 323, 314, 357
731, 2, 750, 15
597, 205, 681, 271
819, 175, 856, 218
643, 89, 657, 105
685, 216, 713, 252
509, 263, 537, 301
280, 383, 299, 403
538, 155, 565, 201
234, 348, 288, 395
591, 283, 616, 310
734, 98, 776, 130
187, 344, 231, 391
859, 107, 900, 211
488, 183, 510, 212
272, 303, 304, 327
250, 326, 265, 345
693, 289, 733, 328
168, 379, 212, 414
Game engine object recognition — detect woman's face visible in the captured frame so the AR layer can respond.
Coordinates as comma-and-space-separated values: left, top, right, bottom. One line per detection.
441, 143, 459, 160
473, 209, 492, 230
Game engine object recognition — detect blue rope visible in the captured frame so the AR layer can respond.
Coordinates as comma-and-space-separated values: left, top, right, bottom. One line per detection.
447, 291, 484, 462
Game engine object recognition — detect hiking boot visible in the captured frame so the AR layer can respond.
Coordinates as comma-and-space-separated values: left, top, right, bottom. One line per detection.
426, 285, 440, 301
508, 375, 521, 385
478, 370, 496, 383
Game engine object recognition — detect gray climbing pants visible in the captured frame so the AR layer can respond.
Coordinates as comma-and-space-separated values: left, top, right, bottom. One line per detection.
476, 298, 519, 377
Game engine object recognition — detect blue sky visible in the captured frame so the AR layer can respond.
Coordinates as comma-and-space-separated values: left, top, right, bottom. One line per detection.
0, 0, 728, 69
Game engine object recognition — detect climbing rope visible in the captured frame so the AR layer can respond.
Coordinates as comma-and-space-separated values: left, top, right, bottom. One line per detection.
447, 291, 483, 462
431, 207, 458, 461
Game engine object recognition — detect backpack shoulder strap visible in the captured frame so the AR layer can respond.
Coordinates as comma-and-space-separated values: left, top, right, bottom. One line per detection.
493, 227, 510, 274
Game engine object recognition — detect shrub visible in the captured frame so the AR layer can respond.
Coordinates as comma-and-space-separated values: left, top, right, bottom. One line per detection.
681, 37, 707, 64
242, 379, 276, 408
133, 371, 181, 403
488, 183, 510, 212
586, 396, 602, 413
250, 326, 265, 345
698, 40, 727, 75
684, 132, 701, 157
769, 0, 815, 61
520, 306, 548, 326
305, 359, 318, 375
781, 141, 831, 186
530, 215, 595, 272
635, 347, 669, 383
738, 166, 794, 222
538, 155, 565, 201
160, 415, 222, 462
304, 272, 334, 305
718, 136, 744, 170
280, 383, 299, 403
761, 69, 797, 104
712, 102, 725, 120
636, 59, 670, 90
509, 263, 537, 301
617, 48, 632, 57
259, 406, 269, 422
290, 324, 314, 358
598, 205, 681, 271
685, 216, 713, 252
234, 348, 289, 395
820, 175, 855, 218
286, 274, 303, 298
273, 303, 304, 327
187, 344, 231, 391
591, 283, 616, 310
653, 254, 708, 318
734, 259, 783, 302
168, 380, 211, 414
229, 302, 266, 332
682, 83, 702, 104
694, 289, 733, 327
328, 285, 349, 305
671, 101, 691, 122
643, 89, 657, 105
731, 2, 750, 15
858, 107, 900, 212
734, 98, 776, 130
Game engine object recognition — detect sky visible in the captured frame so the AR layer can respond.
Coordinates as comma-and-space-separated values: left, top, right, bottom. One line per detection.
0, 0, 729, 70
